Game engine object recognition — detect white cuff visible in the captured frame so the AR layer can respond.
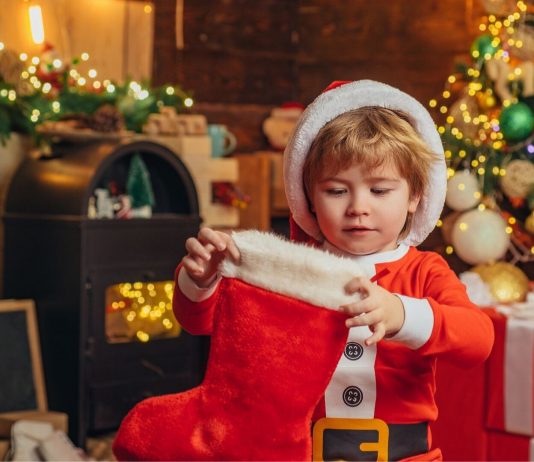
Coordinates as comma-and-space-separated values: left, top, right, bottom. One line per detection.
387, 295, 434, 349
177, 267, 221, 302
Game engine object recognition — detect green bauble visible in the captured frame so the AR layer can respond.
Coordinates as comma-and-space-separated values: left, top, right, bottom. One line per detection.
470, 34, 498, 58
499, 102, 534, 142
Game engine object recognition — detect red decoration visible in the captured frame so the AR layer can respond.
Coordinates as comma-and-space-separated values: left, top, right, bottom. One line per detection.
500, 210, 534, 248
212, 182, 250, 209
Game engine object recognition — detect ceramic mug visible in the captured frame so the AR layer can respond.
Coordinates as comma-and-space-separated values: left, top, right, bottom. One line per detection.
208, 124, 237, 158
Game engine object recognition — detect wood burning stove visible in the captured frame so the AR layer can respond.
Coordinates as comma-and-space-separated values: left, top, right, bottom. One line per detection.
3, 140, 208, 447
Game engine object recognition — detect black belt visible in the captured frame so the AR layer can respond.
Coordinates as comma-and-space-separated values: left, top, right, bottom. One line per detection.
313, 418, 429, 461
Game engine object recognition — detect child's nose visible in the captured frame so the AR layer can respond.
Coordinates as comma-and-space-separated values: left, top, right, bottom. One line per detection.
346, 194, 370, 216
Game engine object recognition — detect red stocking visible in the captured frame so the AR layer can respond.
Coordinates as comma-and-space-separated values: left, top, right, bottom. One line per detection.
113, 231, 363, 461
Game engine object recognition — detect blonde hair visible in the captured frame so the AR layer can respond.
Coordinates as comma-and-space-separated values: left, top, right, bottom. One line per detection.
302, 106, 441, 238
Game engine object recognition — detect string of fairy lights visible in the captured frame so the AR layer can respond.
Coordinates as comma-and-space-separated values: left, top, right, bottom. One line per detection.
429, 0, 534, 263
0, 40, 194, 134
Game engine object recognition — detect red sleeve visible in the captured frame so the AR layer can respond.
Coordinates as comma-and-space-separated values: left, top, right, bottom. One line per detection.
417, 253, 495, 366
172, 263, 218, 335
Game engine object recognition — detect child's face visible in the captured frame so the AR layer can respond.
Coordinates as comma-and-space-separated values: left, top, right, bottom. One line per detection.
311, 161, 420, 255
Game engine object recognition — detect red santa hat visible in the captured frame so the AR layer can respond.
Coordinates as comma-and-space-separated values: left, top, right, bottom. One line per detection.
284, 79, 447, 247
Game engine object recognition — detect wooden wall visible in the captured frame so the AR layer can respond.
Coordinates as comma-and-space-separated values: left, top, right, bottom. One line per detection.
0, 0, 154, 83
153, 0, 485, 152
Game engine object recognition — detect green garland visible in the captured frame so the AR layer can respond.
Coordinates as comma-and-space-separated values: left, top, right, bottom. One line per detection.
0, 53, 192, 145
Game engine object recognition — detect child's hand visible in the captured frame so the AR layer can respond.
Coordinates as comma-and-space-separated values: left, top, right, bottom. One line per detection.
182, 227, 240, 288
340, 277, 405, 346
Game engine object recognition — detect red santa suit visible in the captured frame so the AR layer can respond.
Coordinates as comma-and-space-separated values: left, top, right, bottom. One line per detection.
173, 80, 495, 461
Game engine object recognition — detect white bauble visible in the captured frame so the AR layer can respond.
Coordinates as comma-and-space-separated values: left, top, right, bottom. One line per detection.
445, 170, 481, 211
451, 209, 510, 265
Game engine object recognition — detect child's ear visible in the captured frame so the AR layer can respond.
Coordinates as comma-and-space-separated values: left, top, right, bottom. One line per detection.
408, 195, 421, 214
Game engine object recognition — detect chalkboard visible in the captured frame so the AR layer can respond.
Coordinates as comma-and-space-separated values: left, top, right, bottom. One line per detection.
0, 300, 46, 413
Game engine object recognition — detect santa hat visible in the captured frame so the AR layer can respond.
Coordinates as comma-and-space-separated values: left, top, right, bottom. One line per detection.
283, 80, 447, 247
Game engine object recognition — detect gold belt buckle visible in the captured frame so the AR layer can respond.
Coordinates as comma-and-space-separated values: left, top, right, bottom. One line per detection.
312, 417, 389, 462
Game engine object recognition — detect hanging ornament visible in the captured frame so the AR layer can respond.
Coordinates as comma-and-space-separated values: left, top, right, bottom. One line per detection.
459, 271, 497, 306
451, 208, 510, 265
525, 211, 534, 235
471, 34, 499, 60
500, 159, 534, 201
472, 262, 529, 303
36, 43, 66, 91
476, 89, 497, 110
445, 170, 481, 211
499, 102, 534, 142
449, 95, 480, 139
500, 210, 534, 248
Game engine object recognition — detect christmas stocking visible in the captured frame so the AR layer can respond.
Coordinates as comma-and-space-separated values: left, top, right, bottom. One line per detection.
112, 230, 366, 461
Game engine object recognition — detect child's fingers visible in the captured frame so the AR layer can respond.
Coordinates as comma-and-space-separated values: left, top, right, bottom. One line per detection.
185, 237, 211, 260
182, 256, 205, 276
344, 276, 373, 296
340, 298, 376, 316
224, 236, 241, 262
365, 323, 386, 346
198, 227, 227, 251
344, 310, 381, 328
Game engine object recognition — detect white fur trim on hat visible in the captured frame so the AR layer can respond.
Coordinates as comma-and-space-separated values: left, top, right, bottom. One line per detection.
283, 79, 446, 246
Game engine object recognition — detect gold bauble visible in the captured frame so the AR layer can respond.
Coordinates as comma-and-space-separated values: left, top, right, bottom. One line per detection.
472, 262, 529, 304
449, 95, 479, 140
500, 160, 534, 200
476, 90, 496, 110
526, 211, 534, 236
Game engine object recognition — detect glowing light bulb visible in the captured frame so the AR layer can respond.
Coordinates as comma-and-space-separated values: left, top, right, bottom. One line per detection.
29, 5, 45, 45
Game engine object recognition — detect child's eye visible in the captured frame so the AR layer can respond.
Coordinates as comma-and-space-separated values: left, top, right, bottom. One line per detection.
371, 188, 390, 195
326, 188, 346, 196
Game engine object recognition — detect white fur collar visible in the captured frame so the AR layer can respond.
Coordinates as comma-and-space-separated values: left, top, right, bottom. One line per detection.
220, 230, 366, 310
322, 241, 410, 265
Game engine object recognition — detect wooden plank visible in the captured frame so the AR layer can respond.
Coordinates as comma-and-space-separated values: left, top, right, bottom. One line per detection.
178, 49, 296, 104
298, 0, 483, 59
183, 0, 298, 54
234, 154, 271, 230
296, 54, 464, 107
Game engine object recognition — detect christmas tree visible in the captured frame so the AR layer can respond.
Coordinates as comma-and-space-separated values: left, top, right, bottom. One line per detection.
432, 0, 534, 303
127, 153, 155, 216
